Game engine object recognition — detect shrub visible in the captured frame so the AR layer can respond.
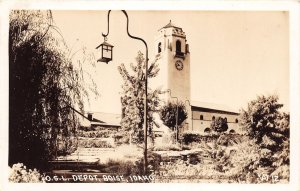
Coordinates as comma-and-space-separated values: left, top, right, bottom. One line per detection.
78, 139, 113, 148
188, 154, 201, 165
210, 117, 228, 133
182, 132, 219, 145
216, 133, 245, 146
147, 151, 162, 173
77, 129, 117, 138
102, 159, 135, 176
153, 143, 181, 151
101, 159, 145, 177
271, 165, 289, 182
182, 132, 202, 144
114, 131, 130, 145
9, 163, 45, 183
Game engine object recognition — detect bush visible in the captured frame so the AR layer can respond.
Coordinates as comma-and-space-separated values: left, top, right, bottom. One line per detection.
147, 151, 162, 173
153, 136, 289, 183
210, 117, 228, 133
182, 132, 202, 144
102, 159, 136, 176
113, 131, 129, 145
216, 133, 245, 146
78, 139, 113, 148
9, 163, 45, 183
182, 132, 219, 145
77, 129, 117, 138
101, 159, 145, 177
153, 143, 181, 151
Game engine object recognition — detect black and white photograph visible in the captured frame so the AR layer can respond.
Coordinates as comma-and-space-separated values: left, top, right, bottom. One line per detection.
1, 1, 300, 190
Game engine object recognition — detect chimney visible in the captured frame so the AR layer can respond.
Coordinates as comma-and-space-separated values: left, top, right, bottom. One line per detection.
87, 113, 93, 121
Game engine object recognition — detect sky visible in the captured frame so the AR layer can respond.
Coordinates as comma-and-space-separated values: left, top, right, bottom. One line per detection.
52, 11, 289, 114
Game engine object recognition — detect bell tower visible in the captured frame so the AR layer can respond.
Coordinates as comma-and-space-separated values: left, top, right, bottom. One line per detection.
154, 20, 191, 103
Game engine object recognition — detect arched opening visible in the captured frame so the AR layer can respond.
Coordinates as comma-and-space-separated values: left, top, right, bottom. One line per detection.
176, 40, 181, 53
235, 118, 239, 123
200, 115, 203, 120
158, 42, 161, 53
204, 127, 211, 133
229, 129, 236, 134
224, 117, 227, 123
212, 116, 215, 121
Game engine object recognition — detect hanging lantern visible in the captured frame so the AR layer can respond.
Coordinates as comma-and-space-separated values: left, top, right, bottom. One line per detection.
96, 37, 114, 64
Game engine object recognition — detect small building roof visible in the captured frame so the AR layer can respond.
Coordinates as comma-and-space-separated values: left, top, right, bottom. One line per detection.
191, 101, 239, 114
89, 112, 121, 127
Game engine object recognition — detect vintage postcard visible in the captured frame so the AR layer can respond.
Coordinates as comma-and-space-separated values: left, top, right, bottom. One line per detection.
0, 1, 299, 191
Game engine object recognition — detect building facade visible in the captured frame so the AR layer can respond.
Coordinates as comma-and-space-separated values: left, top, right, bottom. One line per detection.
154, 21, 241, 134
188, 101, 242, 135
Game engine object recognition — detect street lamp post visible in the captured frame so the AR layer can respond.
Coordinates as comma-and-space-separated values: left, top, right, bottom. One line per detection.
185, 100, 193, 131
96, 10, 149, 174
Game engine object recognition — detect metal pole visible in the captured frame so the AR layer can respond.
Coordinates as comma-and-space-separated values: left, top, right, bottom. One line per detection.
102, 10, 149, 174
175, 99, 178, 141
185, 100, 192, 131
144, 51, 148, 174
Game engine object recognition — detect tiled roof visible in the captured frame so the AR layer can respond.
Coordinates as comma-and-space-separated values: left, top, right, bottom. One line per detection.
191, 101, 239, 114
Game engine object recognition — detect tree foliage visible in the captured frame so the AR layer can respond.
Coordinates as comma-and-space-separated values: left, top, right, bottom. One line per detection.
240, 95, 289, 167
240, 95, 289, 151
9, 10, 98, 170
118, 51, 160, 143
210, 117, 228, 133
159, 101, 188, 131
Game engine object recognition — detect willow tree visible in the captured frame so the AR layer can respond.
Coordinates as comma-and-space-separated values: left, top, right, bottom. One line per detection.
118, 51, 160, 143
9, 10, 98, 170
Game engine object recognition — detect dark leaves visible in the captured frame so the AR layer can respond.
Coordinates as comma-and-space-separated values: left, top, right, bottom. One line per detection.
159, 101, 188, 130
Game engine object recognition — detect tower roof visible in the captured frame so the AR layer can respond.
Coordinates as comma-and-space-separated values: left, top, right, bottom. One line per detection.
160, 20, 182, 30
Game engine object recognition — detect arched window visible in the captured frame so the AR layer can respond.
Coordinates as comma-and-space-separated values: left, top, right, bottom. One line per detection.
224, 117, 227, 122
200, 115, 203, 120
229, 129, 236, 134
158, 42, 161, 53
204, 127, 211, 133
212, 116, 215, 121
235, 118, 239, 123
176, 40, 181, 53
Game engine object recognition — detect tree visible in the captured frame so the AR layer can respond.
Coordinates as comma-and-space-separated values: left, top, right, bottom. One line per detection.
118, 51, 160, 143
210, 117, 228, 133
240, 95, 289, 151
9, 10, 98, 170
159, 101, 188, 131
240, 95, 289, 167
